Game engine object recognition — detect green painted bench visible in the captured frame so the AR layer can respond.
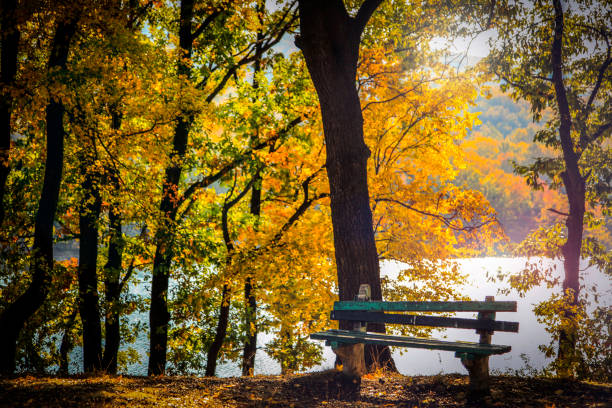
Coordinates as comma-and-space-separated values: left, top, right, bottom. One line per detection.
310, 284, 519, 394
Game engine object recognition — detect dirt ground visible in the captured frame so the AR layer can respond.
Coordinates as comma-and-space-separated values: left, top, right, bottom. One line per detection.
1, 371, 610, 407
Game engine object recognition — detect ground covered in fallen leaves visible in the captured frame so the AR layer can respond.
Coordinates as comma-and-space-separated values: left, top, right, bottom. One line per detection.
1, 371, 610, 407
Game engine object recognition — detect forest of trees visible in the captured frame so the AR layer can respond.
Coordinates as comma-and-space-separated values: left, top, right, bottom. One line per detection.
0, 0, 609, 383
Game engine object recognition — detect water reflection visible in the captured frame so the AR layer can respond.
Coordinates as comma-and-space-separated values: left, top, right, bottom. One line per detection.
65, 257, 610, 377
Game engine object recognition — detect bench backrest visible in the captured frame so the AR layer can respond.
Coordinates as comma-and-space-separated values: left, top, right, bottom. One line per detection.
333, 300, 517, 312
331, 297, 519, 333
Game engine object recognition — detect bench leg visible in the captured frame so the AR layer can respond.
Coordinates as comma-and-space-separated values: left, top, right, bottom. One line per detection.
332, 343, 366, 378
460, 354, 490, 396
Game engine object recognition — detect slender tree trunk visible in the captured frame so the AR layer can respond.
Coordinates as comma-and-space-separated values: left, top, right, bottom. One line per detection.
0, 16, 78, 374
207, 178, 256, 376
102, 108, 123, 374
77, 167, 103, 372
242, 276, 257, 375
101, 109, 124, 374
148, 242, 174, 374
241, 8, 264, 374
205, 284, 232, 376
100, 0, 140, 373
207, 191, 236, 377
59, 308, 78, 375
102, 190, 124, 374
240, 165, 264, 379
297, 0, 394, 371
148, 0, 194, 375
551, 0, 585, 369
0, 0, 20, 227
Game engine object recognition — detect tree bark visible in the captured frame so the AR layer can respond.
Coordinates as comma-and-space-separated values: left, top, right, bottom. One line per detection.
205, 283, 231, 376
0, 0, 20, 227
297, 0, 394, 371
102, 184, 124, 374
207, 174, 257, 376
241, 7, 264, 374
148, 0, 194, 375
0, 14, 78, 374
242, 177, 259, 375
59, 308, 78, 375
77, 166, 103, 372
241, 276, 258, 375
551, 0, 585, 369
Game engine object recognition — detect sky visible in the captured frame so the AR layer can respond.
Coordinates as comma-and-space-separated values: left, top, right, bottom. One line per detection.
274, 24, 497, 63
432, 29, 497, 59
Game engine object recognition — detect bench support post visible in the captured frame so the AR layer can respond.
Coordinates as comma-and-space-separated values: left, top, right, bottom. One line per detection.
333, 284, 370, 379
333, 342, 366, 378
460, 353, 490, 395
462, 295, 496, 396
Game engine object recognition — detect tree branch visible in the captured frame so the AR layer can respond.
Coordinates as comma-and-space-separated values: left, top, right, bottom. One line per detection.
176, 116, 303, 210
221, 172, 256, 253
354, 0, 384, 35
192, 9, 224, 40
199, 2, 298, 100
374, 197, 497, 232
547, 208, 570, 217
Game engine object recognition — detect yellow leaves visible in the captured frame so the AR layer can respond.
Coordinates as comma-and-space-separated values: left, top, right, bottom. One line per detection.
264, 149, 290, 167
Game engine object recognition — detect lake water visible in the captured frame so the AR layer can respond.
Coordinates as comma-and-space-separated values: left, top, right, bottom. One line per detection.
219, 257, 611, 377
64, 257, 610, 377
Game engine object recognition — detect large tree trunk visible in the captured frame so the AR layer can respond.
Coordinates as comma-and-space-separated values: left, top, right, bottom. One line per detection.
297, 0, 394, 371
77, 167, 103, 372
0, 15, 78, 374
147, 0, 194, 375
0, 0, 20, 227
551, 0, 585, 369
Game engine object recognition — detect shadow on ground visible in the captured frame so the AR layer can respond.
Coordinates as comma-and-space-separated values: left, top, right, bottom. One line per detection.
1, 372, 610, 407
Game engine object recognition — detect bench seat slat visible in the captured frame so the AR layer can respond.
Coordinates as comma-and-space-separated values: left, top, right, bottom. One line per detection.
331, 310, 519, 333
310, 329, 511, 355
334, 300, 517, 312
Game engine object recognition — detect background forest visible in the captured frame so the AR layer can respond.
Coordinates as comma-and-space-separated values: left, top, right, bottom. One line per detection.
0, 0, 610, 383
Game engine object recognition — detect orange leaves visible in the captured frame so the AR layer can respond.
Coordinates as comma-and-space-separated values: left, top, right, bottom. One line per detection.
58, 257, 79, 269
359, 39, 504, 262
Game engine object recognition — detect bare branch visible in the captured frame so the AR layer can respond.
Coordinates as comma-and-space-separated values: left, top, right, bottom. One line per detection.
374, 197, 497, 232
547, 208, 570, 217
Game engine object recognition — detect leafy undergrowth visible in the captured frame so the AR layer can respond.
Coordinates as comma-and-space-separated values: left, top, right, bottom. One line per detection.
1, 371, 610, 407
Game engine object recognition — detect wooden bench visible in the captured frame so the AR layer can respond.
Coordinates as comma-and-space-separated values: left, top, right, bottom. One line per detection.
310, 284, 519, 395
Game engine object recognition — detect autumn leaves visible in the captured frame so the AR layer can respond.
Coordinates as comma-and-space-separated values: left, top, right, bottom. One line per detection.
1, 0, 516, 377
